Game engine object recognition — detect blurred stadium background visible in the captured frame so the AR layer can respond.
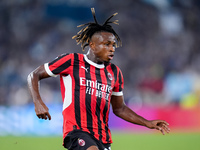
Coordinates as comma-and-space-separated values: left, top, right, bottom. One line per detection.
1, 0, 200, 149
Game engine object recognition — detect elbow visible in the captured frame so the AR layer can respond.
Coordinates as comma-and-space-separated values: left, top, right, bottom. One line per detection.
27, 72, 32, 83
27, 67, 42, 81
112, 103, 127, 118
27, 71, 39, 85
113, 111, 120, 117
27, 71, 34, 81
113, 107, 124, 117
27, 72, 34, 86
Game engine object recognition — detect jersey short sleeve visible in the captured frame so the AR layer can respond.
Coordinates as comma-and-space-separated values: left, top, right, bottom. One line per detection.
111, 66, 124, 96
44, 53, 72, 77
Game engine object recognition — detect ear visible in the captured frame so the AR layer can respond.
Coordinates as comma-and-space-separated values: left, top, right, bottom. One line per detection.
89, 41, 95, 50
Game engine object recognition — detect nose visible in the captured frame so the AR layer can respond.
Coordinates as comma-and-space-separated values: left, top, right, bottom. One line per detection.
110, 45, 115, 52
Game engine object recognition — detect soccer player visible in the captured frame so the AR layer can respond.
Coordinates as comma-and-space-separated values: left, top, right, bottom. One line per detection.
27, 8, 170, 150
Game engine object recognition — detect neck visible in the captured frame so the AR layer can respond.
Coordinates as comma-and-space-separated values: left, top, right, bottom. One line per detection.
86, 49, 103, 64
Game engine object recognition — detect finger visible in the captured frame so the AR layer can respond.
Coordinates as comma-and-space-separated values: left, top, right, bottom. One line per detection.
161, 126, 170, 134
37, 114, 43, 119
46, 112, 51, 120
160, 120, 169, 126
160, 123, 170, 133
37, 113, 51, 120
157, 127, 165, 135
156, 121, 168, 127
164, 126, 170, 133
37, 114, 47, 120
44, 112, 51, 120
43, 114, 48, 120
161, 129, 165, 135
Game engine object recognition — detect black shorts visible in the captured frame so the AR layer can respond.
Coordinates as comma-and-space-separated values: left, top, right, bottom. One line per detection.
63, 130, 111, 150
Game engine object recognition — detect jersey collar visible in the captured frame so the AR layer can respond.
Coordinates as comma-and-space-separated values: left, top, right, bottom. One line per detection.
84, 55, 105, 69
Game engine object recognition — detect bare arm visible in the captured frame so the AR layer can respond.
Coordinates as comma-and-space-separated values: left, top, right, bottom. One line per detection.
27, 65, 51, 120
111, 95, 170, 135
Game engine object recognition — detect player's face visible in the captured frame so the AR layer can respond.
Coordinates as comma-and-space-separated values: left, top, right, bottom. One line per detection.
90, 32, 116, 63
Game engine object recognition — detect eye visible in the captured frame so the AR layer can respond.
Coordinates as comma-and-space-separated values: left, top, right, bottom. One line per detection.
105, 43, 109, 46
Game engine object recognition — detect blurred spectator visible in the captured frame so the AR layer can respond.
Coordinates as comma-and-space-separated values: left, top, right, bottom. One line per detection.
0, 0, 200, 108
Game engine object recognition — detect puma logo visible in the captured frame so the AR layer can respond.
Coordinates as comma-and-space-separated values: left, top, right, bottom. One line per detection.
81, 66, 89, 72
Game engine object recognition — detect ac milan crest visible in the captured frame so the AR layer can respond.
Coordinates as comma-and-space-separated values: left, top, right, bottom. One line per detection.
78, 138, 85, 146
107, 72, 113, 80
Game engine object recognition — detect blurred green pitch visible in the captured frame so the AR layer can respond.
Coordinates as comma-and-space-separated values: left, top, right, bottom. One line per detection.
1, 132, 200, 150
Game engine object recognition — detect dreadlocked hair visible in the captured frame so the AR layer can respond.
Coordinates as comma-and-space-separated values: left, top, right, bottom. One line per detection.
72, 8, 122, 51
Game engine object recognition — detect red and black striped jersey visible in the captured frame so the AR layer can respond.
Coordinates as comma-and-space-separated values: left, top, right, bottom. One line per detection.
44, 53, 124, 144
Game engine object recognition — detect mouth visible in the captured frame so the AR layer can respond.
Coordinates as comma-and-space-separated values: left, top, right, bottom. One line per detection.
108, 54, 114, 60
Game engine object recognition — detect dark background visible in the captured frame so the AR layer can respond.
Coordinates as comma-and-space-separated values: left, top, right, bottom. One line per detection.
1, 0, 200, 110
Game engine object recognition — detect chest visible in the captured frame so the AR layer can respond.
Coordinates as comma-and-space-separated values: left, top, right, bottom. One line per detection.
71, 60, 115, 94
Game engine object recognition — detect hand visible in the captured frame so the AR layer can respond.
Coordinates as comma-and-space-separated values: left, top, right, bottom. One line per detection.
34, 101, 51, 120
147, 120, 170, 135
